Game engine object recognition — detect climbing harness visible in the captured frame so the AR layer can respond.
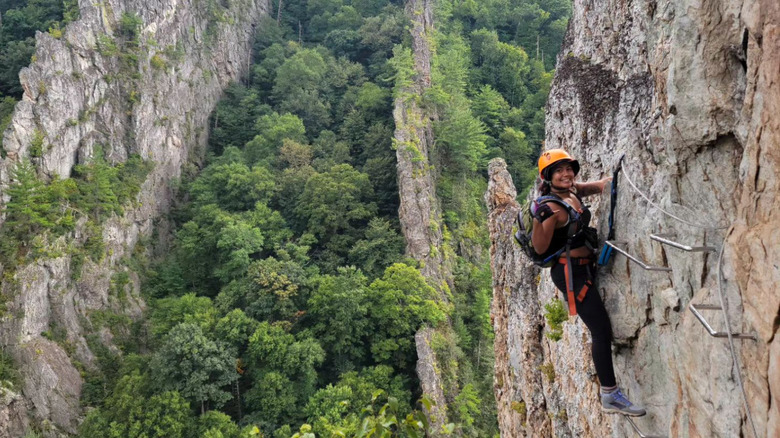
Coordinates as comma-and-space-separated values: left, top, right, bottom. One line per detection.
598, 154, 624, 266
559, 254, 593, 316
514, 196, 580, 268
515, 190, 598, 316
515, 188, 597, 316
558, 195, 598, 316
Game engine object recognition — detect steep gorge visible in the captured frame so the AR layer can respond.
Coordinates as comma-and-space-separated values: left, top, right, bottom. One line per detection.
488, 0, 779, 437
0, 0, 269, 435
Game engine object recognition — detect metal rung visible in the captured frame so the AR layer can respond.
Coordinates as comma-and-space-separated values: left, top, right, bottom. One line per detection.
649, 234, 716, 252
689, 304, 757, 340
605, 241, 673, 272
626, 417, 666, 438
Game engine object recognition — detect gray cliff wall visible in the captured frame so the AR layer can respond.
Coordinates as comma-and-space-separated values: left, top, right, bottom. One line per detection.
488, 0, 779, 437
394, 0, 453, 293
0, 0, 269, 435
393, 0, 456, 433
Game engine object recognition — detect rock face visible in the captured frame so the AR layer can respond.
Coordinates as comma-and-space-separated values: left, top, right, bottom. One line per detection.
394, 0, 453, 294
485, 159, 554, 437
0, 0, 269, 435
488, 1, 779, 437
393, 0, 455, 433
0, 385, 29, 438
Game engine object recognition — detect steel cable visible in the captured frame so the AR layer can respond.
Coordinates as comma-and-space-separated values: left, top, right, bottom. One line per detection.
620, 165, 728, 230
618, 162, 759, 437
717, 231, 760, 438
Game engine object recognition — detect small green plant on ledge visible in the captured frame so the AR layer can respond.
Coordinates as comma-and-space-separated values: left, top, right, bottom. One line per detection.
539, 362, 555, 382
96, 34, 119, 57
150, 54, 166, 70
119, 12, 143, 45
511, 400, 527, 426
29, 129, 45, 157
48, 22, 63, 39
544, 298, 567, 341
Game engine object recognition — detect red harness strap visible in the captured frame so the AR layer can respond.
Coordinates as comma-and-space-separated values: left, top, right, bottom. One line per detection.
558, 256, 592, 316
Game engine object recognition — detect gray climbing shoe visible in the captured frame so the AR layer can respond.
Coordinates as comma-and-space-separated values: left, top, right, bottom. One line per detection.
601, 388, 646, 417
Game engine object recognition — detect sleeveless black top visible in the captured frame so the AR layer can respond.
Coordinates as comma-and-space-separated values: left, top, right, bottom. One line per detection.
538, 195, 592, 260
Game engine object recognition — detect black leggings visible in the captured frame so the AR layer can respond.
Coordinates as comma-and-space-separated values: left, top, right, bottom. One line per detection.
550, 261, 616, 388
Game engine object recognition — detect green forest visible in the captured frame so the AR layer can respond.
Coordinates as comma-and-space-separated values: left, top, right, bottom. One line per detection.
0, 0, 571, 437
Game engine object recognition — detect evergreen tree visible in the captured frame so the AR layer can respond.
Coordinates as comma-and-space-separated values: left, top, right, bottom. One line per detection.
347, 217, 404, 279
472, 84, 510, 139
0, 160, 60, 262
209, 83, 267, 155
72, 151, 121, 221
2, 160, 53, 235
0, 0, 68, 96
0, 96, 17, 153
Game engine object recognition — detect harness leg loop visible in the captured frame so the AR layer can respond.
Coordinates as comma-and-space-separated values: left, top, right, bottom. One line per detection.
560, 253, 593, 316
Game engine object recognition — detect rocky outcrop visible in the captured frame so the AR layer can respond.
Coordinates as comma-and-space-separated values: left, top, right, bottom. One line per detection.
0, 384, 29, 438
0, 0, 269, 435
485, 159, 553, 437
393, 0, 455, 433
414, 327, 449, 432
489, 0, 779, 437
394, 0, 452, 294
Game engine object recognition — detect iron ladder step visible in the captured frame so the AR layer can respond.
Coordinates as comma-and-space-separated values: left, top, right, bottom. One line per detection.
605, 241, 673, 272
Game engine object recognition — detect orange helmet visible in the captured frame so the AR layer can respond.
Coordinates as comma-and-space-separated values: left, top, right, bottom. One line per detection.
538, 149, 580, 180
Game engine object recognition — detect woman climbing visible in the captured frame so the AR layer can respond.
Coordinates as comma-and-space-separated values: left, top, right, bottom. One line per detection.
531, 149, 646, 417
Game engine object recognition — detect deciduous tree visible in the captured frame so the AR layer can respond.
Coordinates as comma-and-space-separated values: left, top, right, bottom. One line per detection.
150, 323, 239, 413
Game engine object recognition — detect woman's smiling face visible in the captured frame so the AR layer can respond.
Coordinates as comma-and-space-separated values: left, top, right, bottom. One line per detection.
550, 162, 576, 188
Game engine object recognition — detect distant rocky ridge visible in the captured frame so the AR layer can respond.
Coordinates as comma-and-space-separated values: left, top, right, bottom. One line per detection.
0, 0, 269, 435
393, 0, 456, 433
487, 0, 779, 436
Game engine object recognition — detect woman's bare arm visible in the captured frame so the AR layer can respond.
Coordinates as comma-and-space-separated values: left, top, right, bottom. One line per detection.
531, 208, 568, 254
575, 177, 612, 197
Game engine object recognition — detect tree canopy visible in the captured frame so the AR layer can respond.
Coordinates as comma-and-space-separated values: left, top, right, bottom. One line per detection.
68, 0, 570, 436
